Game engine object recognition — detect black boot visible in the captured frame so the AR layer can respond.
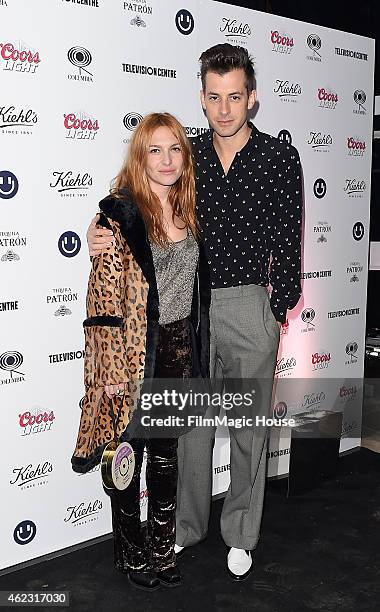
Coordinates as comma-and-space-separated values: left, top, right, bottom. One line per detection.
127, 569, 160, 591
156, 564, 182, 587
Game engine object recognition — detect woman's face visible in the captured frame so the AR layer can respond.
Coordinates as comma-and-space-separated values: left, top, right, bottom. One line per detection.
146, 126, 184, 190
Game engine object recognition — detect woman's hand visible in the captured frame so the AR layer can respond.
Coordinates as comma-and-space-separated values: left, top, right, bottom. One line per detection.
87, 214, 114, 256
104, 383, 126, 399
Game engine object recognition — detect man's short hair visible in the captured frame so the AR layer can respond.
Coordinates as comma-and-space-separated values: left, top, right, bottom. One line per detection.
199, 43, 255, 92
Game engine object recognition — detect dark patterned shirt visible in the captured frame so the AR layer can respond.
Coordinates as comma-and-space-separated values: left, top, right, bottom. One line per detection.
192, 123, 302, 323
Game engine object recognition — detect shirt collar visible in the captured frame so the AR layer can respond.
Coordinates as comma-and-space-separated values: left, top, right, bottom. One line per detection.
197, 121, 259, 152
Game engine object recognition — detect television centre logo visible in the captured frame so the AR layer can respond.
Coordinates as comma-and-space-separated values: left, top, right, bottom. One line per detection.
273, 79, 302, 103
46, 287, 78, 316
219, 17, 252, 46
185, 126, 209, 138
314, 220, 332, 244
64, 499, 103, 527
10, 461, 53, 491
0, 300, 19, 313
327, 307, 360, 319
123, 1, 152, 16
63, 0, 99, 6
300, 307, 316, 333
345, 341, 358, 365
0, 170, 18, 199
19, 408, 55, 437
301, 269, 332, 280
0, 230, 27, 262
49, 349, 84, 364
0, 350, 25, 385
307, 131, 333, 153
306, 34, 322, 62
346, 261, 363, 283
122, 63, 176, 79
67, 46, 93, 82
0, 40, 41, 74
50, 171, 92, 198
0, 105, 37, 135
347, 137, 366, 157
353, 90, 366, 115
344, 179, 366, 199
335, 46, 368, 61
270, 30, 294, 54
317, 87, 338, 110
175, 9, 194, 35
63, 111, 99, 140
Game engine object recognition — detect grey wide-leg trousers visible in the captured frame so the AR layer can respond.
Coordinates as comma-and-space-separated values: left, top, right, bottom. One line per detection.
176, 284, 280, 550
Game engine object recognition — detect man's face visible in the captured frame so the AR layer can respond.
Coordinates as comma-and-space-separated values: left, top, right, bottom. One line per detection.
200, 68, 256, 138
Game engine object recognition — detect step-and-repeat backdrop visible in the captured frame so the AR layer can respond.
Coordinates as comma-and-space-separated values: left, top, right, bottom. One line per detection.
1, 0, 374, 570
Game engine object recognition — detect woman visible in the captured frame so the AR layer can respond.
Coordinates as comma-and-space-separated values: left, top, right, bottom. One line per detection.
71, 113, 210, 591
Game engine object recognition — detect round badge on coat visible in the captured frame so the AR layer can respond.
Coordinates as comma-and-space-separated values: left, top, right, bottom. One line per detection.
101, 441, 135, 490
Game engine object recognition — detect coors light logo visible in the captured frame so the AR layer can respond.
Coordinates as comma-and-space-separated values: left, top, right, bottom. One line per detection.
19, 408, 55, 436
317, 87, 338, 110
0, 41, 41, 74
311, 350, 331, 371
347, 137, 366, 157
270, 30, 294, 54
63, 111, 99, 140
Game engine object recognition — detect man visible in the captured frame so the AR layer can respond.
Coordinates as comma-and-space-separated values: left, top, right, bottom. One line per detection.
87, 44, 302, 581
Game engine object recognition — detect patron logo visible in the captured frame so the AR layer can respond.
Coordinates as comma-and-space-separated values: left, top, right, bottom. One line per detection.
345, 341, 358, 365
317, 87, 338, 110
219, 18, 252, 46
313, 178, 326, 199
0, 350, 24, 384
311, 351, 331, 371
175, 9, 194, 35
0, 170, 18, 199
123, 1, 152, 15
275, 357, 296, 377
0, 230, 27, 262
64, 499, 103, 526
301, 269, 331, 279
50, 171, 92, 197
273, 401, 287, 419
0, 41, 41, 74
14, 520, 37, 545
335, 47, 367, 61
67, 46, 93, 82
306, 34, 322, 62
122, 63, 176, 79
10, 461, 53, 490
307, 131, 333, 153
58, 231, 81, 257
0, 300, 18, 312
0, 105, 37, 135
124, 112, 143, 131
301, 308, 316, 333
131, 15, 146, 27
47, 287, 78, 316
352, 222, 364, 241
19, 408, 55, 436
278, 129, 292, 145
273, 79, 302, 103
64, 0, 99, 6
63, 111, 99, 140
271, 30, 294, 54
327, 307, 360, 319
300, 391, 326, 412
185, 126, 209, 138
339, 385, 358, 403
314, 221, 331, 244
353, 90, 366, 115
49, 350, 85, 364
346, 261, 363, 283
347, 137, 366, 157
344, 179, 366, 198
